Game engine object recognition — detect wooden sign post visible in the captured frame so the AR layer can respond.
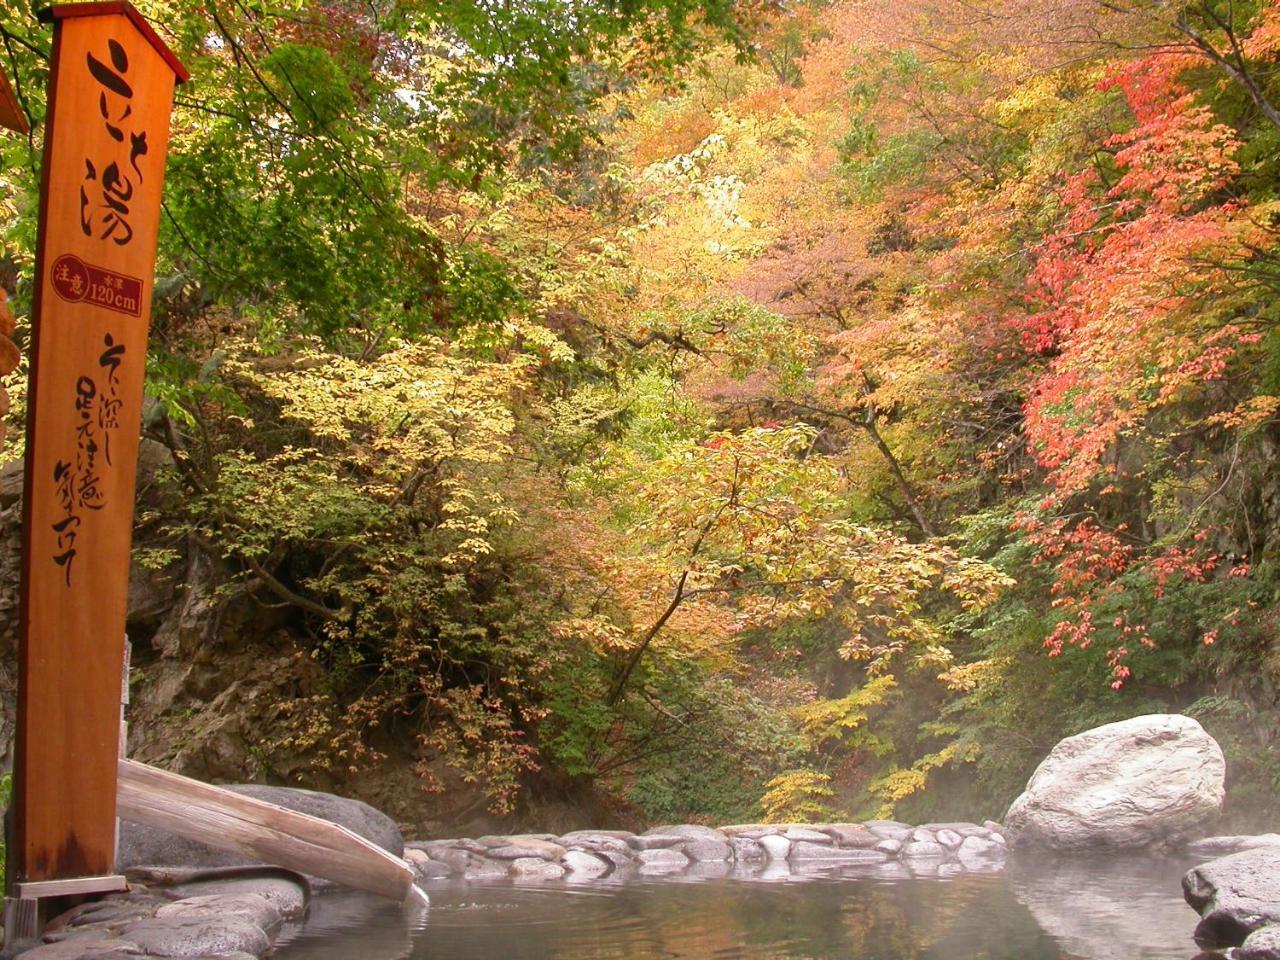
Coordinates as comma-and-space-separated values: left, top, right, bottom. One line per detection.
0, 62, 29, 134
8, 0, 186, 928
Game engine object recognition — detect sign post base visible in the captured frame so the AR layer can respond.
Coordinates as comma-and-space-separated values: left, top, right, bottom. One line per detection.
3, 875, 128, 948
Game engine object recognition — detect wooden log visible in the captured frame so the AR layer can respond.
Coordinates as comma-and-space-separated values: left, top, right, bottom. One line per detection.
117, 759, 427, 905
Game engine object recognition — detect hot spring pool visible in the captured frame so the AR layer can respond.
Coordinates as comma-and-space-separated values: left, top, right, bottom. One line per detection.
273, 855, 1200, 959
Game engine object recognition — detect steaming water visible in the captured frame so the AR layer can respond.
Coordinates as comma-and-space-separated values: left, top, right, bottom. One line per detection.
273, 855, 1201, 960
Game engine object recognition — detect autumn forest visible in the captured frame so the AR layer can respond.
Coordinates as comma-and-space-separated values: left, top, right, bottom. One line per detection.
1, 0, 1278, 835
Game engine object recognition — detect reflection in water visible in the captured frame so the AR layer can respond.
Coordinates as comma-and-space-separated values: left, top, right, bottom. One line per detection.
1007, 855, 1199, 960
275, 857, 1201, 960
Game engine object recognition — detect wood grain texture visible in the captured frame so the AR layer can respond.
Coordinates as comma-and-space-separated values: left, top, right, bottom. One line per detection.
13, 4, 183, 886
0, 63, 26, 133
117, 760, 425, 905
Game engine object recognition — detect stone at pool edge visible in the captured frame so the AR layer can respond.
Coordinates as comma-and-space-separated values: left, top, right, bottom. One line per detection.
788, 841, 888, 864
11, 939, 145, 960
729, 836, 767, 863
1005, 713, 1225, 851
646, 825, 729, 842
758, 834, 791, 860
1240, 925, 1280, 960
780, 827, 833, 845
1183, 846, 1280, 948
119, 914, 271, 957
156, 876, 309, 920
509, 857, 567, 879
561, 849, 611, 877
818, 824, 880, 848
1187, 835, 1280, 858
630, 834, 685, 850
637, 848, 691, 872
155, 893, 283, 934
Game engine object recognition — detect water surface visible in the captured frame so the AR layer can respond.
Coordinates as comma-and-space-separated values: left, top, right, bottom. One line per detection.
274, 855, 1200, 960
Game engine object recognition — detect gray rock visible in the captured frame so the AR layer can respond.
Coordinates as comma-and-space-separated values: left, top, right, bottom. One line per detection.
120, 915, 270, 957
922, 821, 984, 834
1187, 835, 1280, 858
509, 857, 566, 879
788, 841, 888, 864
730, 837, 766, 863
719, 824, 775, 839
461, 857, 509, 879
561, 850, 611, 877
590, 847, 636, 869
911, 828, 936, 843
956, 835, 1008, 868
425, 845, 472, 875
46, 898, 162, 932
679, 838, 732, 862
159, 877, 308, 920
1184, 847, 1280, 947
119, 785, 403, 870
935, 829, 964, 850
758, 835, 791, 861
900, 841, 946, 860
563, 834, 632, 855
155, 893, 281, 933
780, 827, 832, 844
404, 852, 453, 880
17, 940, 141, 960
1241, 926, 1280, 960
636, 848, 690, 872
486, 840, 567, 861
1005, 714, 1225, 850
647, 825, 729, 843
864, 821, 913, 841
818, 824, 879, 848
983, 820, 1006, 835
874, 838, 902, 856
559, 830, 635, 845
629, 834, 685, 850
411, 840, 456, 860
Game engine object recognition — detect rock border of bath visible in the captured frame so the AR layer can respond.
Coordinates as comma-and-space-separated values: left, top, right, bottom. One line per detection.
13, 820, 1009, 960
403, 819, 1010, 883
12, 871, 311, 960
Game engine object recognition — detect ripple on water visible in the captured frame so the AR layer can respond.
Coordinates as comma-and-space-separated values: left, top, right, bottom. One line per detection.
273, 858, 1201, 960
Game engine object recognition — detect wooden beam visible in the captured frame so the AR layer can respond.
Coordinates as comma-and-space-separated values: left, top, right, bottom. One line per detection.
116, 760, 427, 906
0, 64, 27, 134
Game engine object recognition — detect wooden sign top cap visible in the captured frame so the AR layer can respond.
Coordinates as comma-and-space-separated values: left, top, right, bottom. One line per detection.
39, 2, 190, 83
0, 62, 28, 133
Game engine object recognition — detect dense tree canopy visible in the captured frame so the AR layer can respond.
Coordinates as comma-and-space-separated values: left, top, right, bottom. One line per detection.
1, 0, 1278, 830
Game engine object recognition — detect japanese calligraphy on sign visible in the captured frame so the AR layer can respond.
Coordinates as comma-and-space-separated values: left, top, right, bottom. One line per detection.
13, 2, 187, 892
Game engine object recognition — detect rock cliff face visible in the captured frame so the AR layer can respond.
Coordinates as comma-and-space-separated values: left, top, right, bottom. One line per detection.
0, 481, 601, 838
1004, 714, 1226, 850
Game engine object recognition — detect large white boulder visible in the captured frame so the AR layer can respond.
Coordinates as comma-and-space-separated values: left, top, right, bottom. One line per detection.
1004, 714, 1225, 850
